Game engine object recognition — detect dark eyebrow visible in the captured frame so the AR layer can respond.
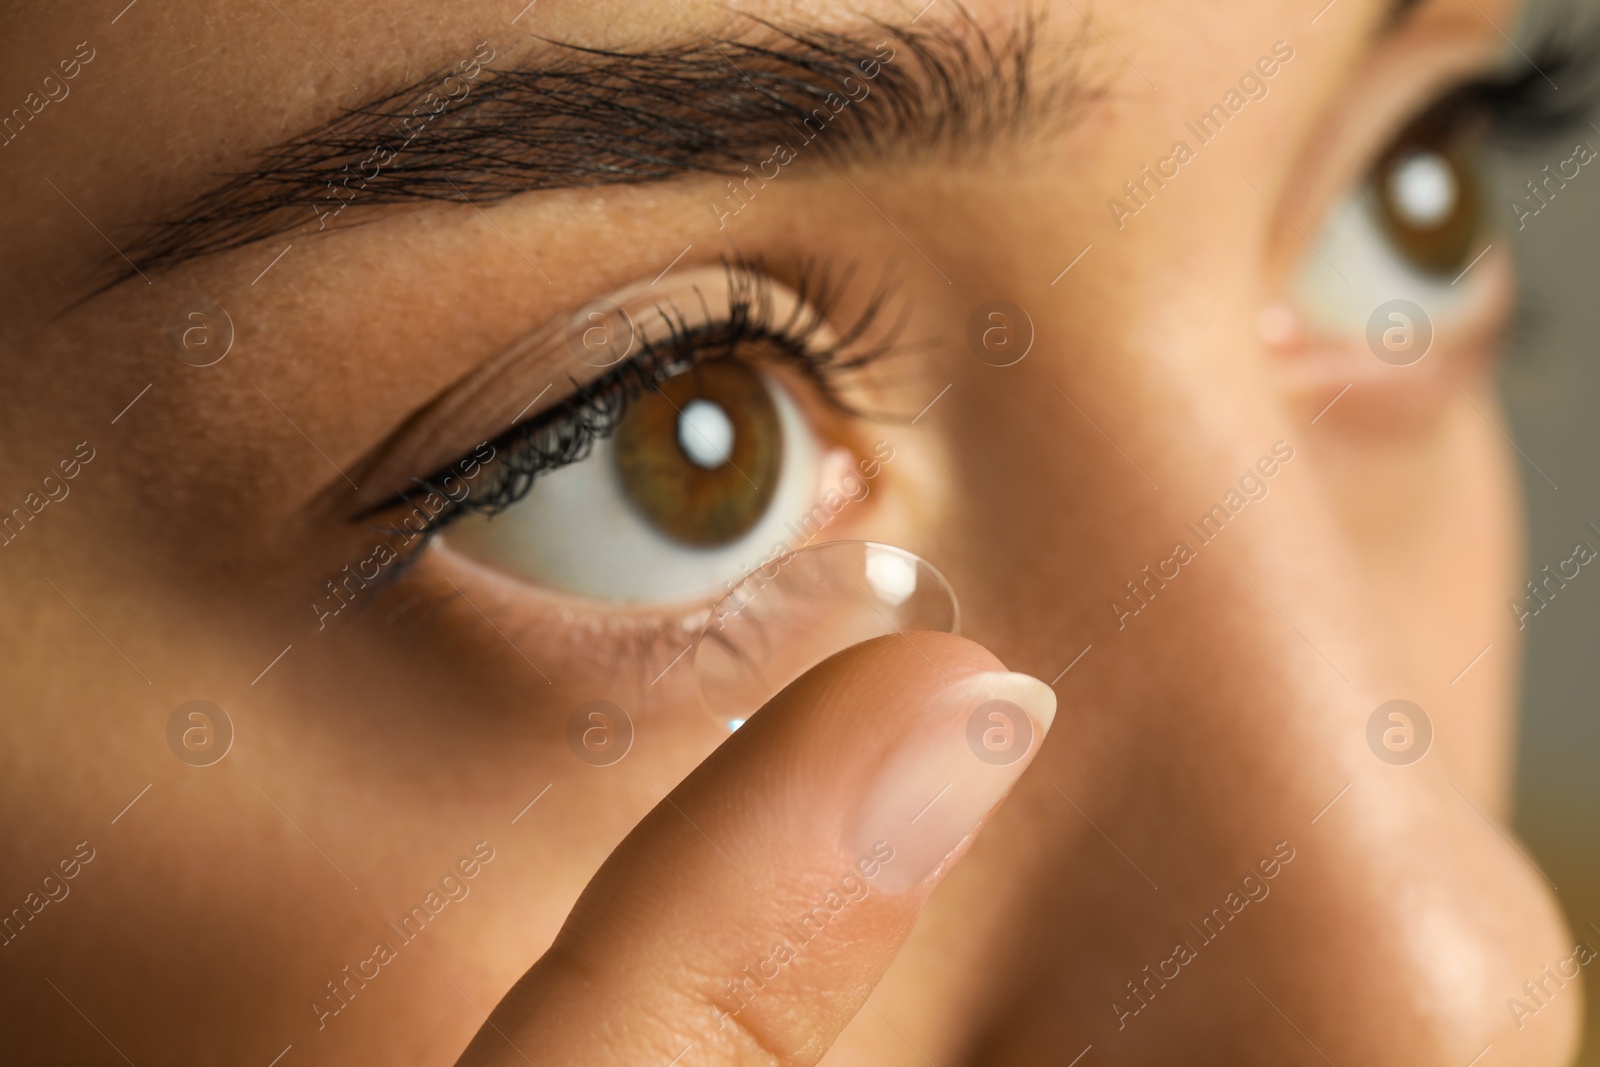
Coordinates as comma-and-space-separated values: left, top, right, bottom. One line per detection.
120, 12, 1088, 281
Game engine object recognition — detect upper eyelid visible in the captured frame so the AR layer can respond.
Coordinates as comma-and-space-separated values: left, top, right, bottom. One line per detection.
1371, 26, 1600, 163
338, 265, 768, 516
350, 258, 900, 527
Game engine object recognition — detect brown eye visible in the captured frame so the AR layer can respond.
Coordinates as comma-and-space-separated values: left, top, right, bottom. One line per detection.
611, 361, 783, 547
1370, 114, 1482, 276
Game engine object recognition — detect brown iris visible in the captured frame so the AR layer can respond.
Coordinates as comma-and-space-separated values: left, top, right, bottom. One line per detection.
1370, 110, 1482, 277
611, 361, 782, 547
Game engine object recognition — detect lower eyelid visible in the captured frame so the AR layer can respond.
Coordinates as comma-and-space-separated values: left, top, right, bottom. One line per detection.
420, 538, 713, 704
412, 454, 895, 720
1266, 249, 1512, 424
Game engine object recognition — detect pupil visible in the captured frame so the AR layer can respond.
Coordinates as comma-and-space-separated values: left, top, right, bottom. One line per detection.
1387, 151, 1457, 228
678, 398, 734, 469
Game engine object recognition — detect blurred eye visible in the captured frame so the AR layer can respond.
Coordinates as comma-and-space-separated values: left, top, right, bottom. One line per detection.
422, 262, 888, 604
1292, 103, 1486, 333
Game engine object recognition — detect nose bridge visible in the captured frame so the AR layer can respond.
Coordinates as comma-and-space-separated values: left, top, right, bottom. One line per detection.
973, 523, 1578, 1062
937, 338, 1580, 1063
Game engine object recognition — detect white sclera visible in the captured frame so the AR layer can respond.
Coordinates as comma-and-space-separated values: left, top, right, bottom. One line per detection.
678, 399, 734, 469
693, 540, 960, 731
1387, 151, 1457, 228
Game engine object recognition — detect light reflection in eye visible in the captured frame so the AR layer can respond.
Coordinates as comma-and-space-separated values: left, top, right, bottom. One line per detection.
678, 399, 735, 469
1385, 150, 1458, 228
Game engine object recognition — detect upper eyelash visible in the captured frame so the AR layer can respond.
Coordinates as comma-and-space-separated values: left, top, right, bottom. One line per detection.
1438, 18, 1600, 143
368, 255, 901, 540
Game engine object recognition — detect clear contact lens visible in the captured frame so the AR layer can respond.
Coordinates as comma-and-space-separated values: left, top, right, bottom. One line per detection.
693, 540, 960, 730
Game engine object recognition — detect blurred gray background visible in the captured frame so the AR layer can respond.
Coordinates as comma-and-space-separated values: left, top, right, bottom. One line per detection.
1499, 5, 1600, 1060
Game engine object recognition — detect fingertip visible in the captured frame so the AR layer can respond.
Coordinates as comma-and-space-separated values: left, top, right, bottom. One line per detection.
950, 668, 1058, 732
796, 630, 1010, 710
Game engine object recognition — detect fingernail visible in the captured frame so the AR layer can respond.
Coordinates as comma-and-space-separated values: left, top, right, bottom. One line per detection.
846, 671, 1056, 895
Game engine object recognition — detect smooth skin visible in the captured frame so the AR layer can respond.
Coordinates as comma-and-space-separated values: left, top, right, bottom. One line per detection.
0, 0, 1582, 1064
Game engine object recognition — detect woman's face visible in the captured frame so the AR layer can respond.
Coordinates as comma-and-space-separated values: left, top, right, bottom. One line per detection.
1, 0, 1585, 1062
